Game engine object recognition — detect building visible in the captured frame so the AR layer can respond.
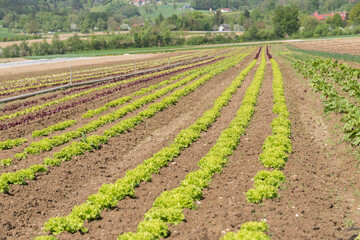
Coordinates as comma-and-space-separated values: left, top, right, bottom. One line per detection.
312, 11, 347, 21
221, 8, 232, 13
219, 24, 230, 31
129, 0, 150, 7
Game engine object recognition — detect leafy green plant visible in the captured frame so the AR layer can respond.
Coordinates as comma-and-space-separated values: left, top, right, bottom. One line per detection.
0, 158, 12, 167
221, 221, 270, 240
0, 137, 27, 150
32, 120, 77, 138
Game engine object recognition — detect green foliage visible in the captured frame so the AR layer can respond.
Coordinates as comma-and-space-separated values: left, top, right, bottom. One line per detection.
292, 56, 360, 146
14, 152, 27, 160
144, 208, 185, 224
32, 120, 77, 138
246, 170, 285, 203
0, 164, 46, 193
349, 3, 360, 25
0, 137, 27, 150
0, 158, 12, 167
33, 236, 58, 240
273, 5, 300, 36
221, 221, 270, 240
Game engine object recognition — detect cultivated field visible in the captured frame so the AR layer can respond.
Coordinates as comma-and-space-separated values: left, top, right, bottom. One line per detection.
291, 37, 360, 55
1, 43, 360, 240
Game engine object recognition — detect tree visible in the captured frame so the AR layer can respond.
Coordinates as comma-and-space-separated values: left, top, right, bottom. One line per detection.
51, 34, 65, 54
332, 13, 344, 27
244, 9, 250, 18
349, 3, 360, 25
309, 0, 319, 11
25, 20, 39, 34
107, 17, 119, 31
19, 41, 31, 56
314, 23, 329, 36
301, 15, 319, 31
273, 5, 300, 36
65, 34, 83, 52
213, 10, 224, 26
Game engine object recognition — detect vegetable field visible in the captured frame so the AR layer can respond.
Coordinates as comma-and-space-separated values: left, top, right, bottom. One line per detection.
1, 43, 360, 240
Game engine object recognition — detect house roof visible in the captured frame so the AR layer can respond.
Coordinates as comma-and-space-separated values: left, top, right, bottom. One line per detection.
312, 11, 347, 21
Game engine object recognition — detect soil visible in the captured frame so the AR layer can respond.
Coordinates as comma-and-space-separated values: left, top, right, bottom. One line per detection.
1, 48, 360, 240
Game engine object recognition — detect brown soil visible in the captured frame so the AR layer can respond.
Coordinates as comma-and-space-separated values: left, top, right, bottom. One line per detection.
1, 48, 360, 240
291, 37, 360, 55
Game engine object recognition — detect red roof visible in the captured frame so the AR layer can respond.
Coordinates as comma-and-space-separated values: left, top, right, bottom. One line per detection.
312, 11, 347, 21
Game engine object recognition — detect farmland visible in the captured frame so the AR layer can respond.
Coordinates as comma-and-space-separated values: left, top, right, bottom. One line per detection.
1, 42, 360, 240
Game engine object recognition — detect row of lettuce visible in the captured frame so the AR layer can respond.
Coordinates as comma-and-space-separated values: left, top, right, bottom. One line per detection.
245, 58, 292, 203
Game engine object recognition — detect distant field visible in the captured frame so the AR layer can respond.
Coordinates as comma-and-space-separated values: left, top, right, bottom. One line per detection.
291, 37, 360, 55
0, 28, 22, 38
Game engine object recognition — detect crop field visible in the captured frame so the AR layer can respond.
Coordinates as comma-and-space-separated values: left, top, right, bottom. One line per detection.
1, 42, 360, 240
291, 37, 360, 56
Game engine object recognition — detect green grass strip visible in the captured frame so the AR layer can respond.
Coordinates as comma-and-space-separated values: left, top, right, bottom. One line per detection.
116, 51, 266, 239
245, 58, 292, 203
33, 51, 257, 239
285, 44, 360, 63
